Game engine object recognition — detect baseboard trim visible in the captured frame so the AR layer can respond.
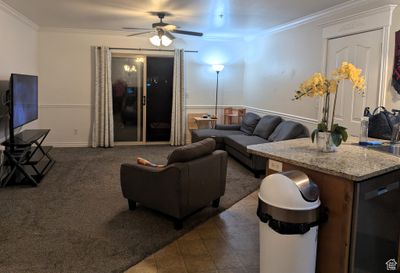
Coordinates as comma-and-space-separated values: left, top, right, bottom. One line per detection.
46, 142, 89, 148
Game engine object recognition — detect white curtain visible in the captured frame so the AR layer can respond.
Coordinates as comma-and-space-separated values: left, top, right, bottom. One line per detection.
170, 49, 186, 146
91, 46, 114, 148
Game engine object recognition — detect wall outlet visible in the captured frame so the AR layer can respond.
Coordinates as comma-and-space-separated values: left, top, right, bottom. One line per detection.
268, 160, 283, 172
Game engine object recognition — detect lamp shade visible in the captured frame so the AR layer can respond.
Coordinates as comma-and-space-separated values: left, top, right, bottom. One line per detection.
212, 64, 224, 72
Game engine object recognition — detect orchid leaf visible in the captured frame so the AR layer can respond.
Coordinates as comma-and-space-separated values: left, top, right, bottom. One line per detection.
311, 129, 319, 143
331, 132, 342, 146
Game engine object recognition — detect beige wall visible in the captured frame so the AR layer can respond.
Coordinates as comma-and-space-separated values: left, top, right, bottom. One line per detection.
0, 5, 39, 139
38, 31, 245, 146
242, 23, 322, 130
242, 4, 400, 132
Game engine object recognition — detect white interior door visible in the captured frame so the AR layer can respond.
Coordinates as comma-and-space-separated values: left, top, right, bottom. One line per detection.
326, 29, 382, 135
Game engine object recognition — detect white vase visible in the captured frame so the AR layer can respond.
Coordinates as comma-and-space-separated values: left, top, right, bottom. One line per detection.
316, 132, 337, 152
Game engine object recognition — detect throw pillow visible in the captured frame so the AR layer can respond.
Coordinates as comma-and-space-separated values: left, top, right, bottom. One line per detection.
268, 121, 305, 142
253, 115, 282, 139
137, 157, 165, 168
240, 113, 261, 135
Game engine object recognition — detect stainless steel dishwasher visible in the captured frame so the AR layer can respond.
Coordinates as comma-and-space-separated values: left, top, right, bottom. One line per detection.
350, 171, 400, 273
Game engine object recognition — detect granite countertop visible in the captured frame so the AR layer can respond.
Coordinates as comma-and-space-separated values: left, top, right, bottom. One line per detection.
247, 137, 400, 181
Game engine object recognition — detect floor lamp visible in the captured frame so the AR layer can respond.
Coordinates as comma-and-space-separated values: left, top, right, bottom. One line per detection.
212, 64, 224, 119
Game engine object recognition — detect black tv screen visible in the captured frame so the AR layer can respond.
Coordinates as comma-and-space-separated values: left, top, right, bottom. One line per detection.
11, 74, 38, 129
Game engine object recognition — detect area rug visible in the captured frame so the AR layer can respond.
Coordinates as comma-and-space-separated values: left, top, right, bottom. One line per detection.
0, 146, 261, 273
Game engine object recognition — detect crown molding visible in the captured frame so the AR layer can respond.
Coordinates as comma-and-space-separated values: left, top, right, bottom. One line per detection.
38, 27, 246, 42
246, 0, 398, 39
0, 0, 38, 30
322, 4, 397, 38
38, 27, 137, 36
320, 4, 397, 29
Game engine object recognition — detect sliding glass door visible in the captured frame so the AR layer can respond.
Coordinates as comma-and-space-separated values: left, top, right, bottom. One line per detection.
111, 53, 173, 143
146, 57, 174, 142
111, 55, 145, 142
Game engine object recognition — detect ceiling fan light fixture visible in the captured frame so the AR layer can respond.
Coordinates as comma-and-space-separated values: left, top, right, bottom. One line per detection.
161, 35, 172, 46
149, 35, 161, 46
149, 34, 173, 47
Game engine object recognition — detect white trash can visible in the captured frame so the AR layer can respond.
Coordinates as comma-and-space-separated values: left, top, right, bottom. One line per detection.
257, 170, 321, 273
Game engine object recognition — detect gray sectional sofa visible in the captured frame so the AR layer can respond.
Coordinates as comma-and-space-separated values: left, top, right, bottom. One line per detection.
191, 112, 309, 177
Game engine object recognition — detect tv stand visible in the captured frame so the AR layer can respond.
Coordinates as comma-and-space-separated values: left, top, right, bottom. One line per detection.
1, 129, 55, 187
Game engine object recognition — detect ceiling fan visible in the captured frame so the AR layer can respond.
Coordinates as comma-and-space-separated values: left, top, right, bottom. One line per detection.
123, 12, 203, 46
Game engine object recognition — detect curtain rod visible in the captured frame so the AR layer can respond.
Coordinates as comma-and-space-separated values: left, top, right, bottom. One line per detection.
108, 47, 198, 53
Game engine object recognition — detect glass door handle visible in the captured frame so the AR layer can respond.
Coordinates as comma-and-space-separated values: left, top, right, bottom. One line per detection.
142, 96, 146, 106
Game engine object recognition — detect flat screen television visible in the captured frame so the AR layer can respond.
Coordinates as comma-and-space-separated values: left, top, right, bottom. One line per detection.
8, 74, 38, 143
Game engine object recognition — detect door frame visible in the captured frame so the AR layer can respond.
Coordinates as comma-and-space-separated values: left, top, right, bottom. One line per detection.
318, 4, 397, 123
111, 50, 174, 145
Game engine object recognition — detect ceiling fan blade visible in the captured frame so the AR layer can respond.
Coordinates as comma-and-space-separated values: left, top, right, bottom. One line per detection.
164, 31, 176, 40
172, 29, 203, 36
123, 27, 152, 31
127, 31, 153, 37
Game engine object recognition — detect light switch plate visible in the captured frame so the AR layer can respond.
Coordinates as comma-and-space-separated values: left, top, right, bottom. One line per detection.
268, 160, 283, 172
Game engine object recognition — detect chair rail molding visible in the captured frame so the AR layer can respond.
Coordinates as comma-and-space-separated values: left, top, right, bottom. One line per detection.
39, 104, 91, 109
244, 106, 318, 129
185, 104, 243, 109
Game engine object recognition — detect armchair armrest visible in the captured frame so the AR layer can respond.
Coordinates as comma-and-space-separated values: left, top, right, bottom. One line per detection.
215, 124, 241, 131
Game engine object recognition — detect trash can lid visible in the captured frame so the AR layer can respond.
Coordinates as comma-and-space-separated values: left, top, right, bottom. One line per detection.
259, 171, 320, 210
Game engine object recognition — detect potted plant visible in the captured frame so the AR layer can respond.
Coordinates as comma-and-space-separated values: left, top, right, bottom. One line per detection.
293, 62, 366, 152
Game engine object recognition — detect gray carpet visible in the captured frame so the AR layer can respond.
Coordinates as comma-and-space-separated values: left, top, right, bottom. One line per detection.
0, 146, 261, 273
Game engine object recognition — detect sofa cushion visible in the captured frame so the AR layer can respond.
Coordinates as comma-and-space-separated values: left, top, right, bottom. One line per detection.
167, 138, 216, 165
268, 121, 306, 142
240, 113, 261, 135
191, 128, 245, 143
253, 115, 282, 139
225, 135, 268, 157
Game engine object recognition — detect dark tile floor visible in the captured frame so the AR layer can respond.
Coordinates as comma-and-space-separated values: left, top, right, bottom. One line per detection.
126, 192, 259, 273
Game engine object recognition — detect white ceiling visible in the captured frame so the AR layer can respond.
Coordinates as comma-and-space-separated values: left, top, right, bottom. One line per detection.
3, 0, 349, 36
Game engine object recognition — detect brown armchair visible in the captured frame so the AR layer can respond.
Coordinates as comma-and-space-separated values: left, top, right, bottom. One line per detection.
120, 138, 228, 229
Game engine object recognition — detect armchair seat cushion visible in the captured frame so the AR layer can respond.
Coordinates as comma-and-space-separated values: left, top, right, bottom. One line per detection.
225, 135, 268, 157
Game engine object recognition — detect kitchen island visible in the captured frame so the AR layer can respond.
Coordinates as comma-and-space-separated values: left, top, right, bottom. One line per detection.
248, 138, 400, 273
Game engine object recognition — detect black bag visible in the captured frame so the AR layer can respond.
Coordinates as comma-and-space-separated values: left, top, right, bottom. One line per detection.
364, 107, 400, 140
